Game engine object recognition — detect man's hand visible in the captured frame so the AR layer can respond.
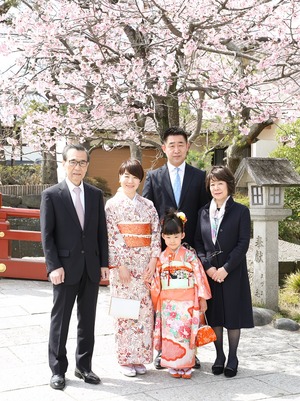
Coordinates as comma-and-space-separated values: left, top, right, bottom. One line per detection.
49, 267, 65, 285
101, 267, 110, 281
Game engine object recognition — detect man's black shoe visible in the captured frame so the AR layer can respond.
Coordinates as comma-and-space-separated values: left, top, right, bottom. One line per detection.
194, 355, 201, 369
50, 374, 65, 390
75, 368, 101, 384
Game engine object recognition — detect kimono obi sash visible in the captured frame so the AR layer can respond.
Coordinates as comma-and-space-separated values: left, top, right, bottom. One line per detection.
161, 261, 195, 290
118, 222, 151, 247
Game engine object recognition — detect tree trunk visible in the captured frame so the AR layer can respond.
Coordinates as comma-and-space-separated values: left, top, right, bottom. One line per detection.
153, 95, 169, 140
166, 74, 180, 127
129, 143, 142, 162
226, 119, 274, 173
42, 146, 57, 184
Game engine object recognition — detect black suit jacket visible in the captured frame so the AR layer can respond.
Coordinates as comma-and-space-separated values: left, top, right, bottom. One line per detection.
142, 163, 210, 247
40, 180, 108, 285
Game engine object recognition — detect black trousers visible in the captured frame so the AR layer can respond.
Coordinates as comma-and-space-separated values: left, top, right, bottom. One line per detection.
48, 268, 99, 374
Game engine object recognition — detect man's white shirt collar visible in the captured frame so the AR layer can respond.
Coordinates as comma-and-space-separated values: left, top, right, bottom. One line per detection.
65, 177, 84, 193
167, 161, 186, 173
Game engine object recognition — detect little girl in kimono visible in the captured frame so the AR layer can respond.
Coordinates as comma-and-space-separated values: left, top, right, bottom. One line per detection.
152, 209, 211, 379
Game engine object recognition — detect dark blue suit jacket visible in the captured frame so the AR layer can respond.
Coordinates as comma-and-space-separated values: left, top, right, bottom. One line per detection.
142, 163, 210, 247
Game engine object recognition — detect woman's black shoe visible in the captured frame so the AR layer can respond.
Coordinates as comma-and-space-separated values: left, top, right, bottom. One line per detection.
224, 361, 238, 378
212, 364, 224, 375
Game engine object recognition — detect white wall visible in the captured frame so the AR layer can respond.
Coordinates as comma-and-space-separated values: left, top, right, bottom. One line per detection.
251, 139, 278, 157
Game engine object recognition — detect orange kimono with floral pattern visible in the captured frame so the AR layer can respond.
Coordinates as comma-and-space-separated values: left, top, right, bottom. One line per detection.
152, 245, 211, 370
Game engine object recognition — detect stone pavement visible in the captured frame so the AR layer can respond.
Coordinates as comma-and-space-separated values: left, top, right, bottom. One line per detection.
0, 278, 300, 401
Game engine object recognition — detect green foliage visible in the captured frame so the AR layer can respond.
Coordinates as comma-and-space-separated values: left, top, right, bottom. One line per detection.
234, 191, 249, 207
283, 269, 300, 294
270, 121, 300, 243
271, 120, 300, 173
0, 164, 42, 185
186, 149, 205, 169
279, 270, 300, 322
279, 218, 300, 244
84, 176, 112, 197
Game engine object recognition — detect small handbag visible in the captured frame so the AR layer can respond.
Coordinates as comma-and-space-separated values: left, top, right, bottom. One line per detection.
109, 296, 140, 319
195, 314, 217, 347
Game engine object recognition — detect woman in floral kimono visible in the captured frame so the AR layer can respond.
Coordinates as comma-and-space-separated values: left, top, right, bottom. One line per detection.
105, 159, 161, 377
152, 209, 211, 379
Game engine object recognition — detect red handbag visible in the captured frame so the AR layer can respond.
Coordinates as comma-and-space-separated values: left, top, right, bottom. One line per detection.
196, 314, 217, 347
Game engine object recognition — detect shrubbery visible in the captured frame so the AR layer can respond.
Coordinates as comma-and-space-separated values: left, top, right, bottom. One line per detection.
279, 269, 300, 322
0, 164, 42, 185
83, 176, 112, 197
0, 164, 112, 197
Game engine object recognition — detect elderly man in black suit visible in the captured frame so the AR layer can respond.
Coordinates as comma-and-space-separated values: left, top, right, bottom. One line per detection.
142, 126, 210, 369
40, 144, 109, 390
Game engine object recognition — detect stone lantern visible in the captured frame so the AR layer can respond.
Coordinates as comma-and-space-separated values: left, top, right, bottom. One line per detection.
235, 157, 300, 310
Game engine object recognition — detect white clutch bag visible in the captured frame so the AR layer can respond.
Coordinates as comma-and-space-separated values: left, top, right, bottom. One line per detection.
109, 296, 140, 319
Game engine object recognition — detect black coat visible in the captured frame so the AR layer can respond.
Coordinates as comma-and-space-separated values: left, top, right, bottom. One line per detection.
194, 197, 254, 329
142, 163, 210, 247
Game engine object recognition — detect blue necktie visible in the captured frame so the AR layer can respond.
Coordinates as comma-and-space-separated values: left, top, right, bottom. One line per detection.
173, 167, 181, 206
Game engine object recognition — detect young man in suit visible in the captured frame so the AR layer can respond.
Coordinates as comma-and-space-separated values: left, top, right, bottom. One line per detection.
142, 126, 210, 369
40, 144, 109, 390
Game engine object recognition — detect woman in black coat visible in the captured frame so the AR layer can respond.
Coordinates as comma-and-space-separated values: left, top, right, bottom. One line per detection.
194, 165, 253, 378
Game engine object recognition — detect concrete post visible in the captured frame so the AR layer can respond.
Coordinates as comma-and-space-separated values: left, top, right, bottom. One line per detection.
250, 208, 291, 310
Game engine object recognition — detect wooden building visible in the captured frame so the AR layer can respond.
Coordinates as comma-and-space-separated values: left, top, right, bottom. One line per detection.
87, 146, 165, 195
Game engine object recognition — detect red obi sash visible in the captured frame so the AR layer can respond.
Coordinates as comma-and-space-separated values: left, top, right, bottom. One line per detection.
117, 222, 151, 247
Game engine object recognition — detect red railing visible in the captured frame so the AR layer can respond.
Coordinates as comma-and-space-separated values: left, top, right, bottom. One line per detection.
0, 193, 108, 285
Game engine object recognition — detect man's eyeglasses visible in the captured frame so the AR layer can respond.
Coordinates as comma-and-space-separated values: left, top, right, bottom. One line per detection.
68, 159, 88, 167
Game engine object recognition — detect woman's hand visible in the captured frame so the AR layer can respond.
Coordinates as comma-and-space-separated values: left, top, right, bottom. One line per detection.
212, 267, 228, 283
206, 266, 217, 279
119, 265, 131, 285
143, 257, 157, 289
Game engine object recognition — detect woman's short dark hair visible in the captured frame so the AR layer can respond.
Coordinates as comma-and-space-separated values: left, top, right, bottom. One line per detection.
161, 208, 184, 235
118, 159, 144, 181
206, 165, 236, 196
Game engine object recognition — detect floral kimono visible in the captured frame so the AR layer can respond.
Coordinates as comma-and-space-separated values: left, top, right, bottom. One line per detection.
152, 245, 211, 370
105, 189, 161, 365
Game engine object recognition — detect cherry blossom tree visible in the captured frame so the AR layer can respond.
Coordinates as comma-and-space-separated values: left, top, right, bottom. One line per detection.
1, 0, 300, 181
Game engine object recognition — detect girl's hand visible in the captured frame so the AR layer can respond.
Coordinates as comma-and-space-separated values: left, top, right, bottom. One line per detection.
119, 265, 131, 285
199, 298, 207, 313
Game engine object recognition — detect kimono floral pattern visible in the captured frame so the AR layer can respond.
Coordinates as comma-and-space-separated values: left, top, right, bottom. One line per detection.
105, 190, 161, 365
153, 245, 211, 370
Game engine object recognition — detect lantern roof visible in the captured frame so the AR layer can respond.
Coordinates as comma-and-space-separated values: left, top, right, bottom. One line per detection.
235, 157, 300, 188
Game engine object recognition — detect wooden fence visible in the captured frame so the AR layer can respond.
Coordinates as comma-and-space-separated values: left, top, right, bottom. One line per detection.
0, 184, 52, 196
